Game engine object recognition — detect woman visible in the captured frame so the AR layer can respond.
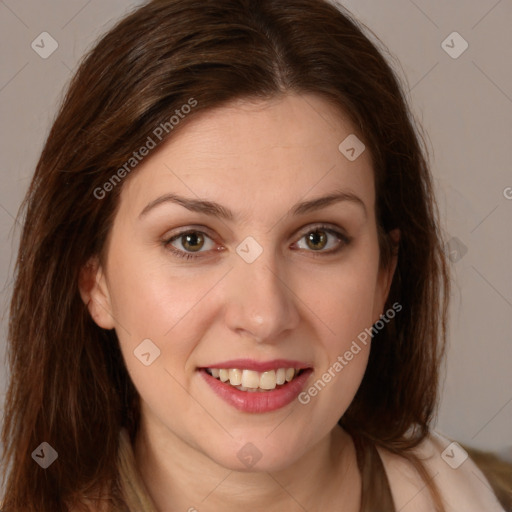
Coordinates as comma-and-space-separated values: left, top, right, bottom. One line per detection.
1, 0, 508, 510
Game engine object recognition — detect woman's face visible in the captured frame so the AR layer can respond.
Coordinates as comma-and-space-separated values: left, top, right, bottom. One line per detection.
82, 93, 397, 471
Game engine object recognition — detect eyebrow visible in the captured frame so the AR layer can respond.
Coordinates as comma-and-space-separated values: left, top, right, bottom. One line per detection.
139, 193, 234, 220
138, 190, 367, 220
291, 190, 367, 218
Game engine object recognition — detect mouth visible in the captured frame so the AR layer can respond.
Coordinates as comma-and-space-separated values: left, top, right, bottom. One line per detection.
204, 367, 307, 392
197, 360, 313, 413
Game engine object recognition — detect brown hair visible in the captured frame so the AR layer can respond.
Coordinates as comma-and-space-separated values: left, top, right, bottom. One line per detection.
1, 0, 451, 510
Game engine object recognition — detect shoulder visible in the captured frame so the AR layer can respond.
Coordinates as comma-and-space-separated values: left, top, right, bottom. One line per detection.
375, 430, 507, 512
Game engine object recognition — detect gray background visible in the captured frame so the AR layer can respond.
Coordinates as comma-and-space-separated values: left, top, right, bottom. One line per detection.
0, 0, 511, 460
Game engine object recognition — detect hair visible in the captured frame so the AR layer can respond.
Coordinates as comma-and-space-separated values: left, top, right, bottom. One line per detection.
1, 0, 452, 510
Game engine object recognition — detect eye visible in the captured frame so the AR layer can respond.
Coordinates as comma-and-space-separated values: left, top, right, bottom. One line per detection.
164, 230, 216, 258
294, 226, 349, 253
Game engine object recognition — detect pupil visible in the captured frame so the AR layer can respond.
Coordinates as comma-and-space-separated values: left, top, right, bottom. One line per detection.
307, 230, 327, 250
183, 232, 204, 251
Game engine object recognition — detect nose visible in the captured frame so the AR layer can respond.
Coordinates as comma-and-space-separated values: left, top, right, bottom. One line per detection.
223, 251, 300, 343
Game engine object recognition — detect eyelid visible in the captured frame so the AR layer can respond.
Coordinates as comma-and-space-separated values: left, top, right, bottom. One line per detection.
294, 222, 349, 240
163, 225, 217, 242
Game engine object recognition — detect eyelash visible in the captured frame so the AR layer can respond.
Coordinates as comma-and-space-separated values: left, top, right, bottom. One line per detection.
163, 228, 218, 260
162, 224, 351, 260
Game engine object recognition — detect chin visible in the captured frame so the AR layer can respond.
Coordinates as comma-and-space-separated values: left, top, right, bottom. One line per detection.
203, 437, 307, 473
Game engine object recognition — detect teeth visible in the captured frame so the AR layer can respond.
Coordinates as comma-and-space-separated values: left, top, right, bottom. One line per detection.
207, 367, 300, 391
241, 369, 261, 388
259, 371, 277, 390
228, 369, 242, 386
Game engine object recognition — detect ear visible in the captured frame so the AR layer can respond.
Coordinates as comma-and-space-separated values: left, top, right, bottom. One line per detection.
78, 256, 116, 330
373, 228, 400, 320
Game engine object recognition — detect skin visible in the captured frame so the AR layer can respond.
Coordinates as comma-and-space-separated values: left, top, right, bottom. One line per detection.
80, 93, 398, 511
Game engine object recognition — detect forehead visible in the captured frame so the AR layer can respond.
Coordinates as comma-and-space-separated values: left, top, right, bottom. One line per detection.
119, 93, 375, 220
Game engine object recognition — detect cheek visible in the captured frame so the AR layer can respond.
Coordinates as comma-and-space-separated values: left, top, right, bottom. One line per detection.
105, 254, 223, 436
107, 249, 224, 337
297, 244, 380, 346
105, 247, 231, 394
292, 239, 379, 406
296, 262, 375, 427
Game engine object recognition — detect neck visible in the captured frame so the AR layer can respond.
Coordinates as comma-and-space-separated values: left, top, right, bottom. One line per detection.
133, 413, 361, 512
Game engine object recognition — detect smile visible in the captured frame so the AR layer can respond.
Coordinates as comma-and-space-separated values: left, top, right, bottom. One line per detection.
198, 359, 313, 413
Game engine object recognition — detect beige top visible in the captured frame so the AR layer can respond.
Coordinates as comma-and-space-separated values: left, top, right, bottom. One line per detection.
375, 430, 506, 511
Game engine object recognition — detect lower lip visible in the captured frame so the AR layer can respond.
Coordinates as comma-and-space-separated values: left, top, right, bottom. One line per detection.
199, 369, 313, 413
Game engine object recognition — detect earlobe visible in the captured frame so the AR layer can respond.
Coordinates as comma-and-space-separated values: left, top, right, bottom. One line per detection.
78, 257, 116, 330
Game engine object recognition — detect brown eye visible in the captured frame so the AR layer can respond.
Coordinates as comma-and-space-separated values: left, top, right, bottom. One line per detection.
181, 232, 205, 252
305, 230, 328, 250
294, 226, 349, 254
164, 229, 217, 260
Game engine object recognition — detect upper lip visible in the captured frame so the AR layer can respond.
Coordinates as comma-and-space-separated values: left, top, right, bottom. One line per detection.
200, 359, 312, 372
